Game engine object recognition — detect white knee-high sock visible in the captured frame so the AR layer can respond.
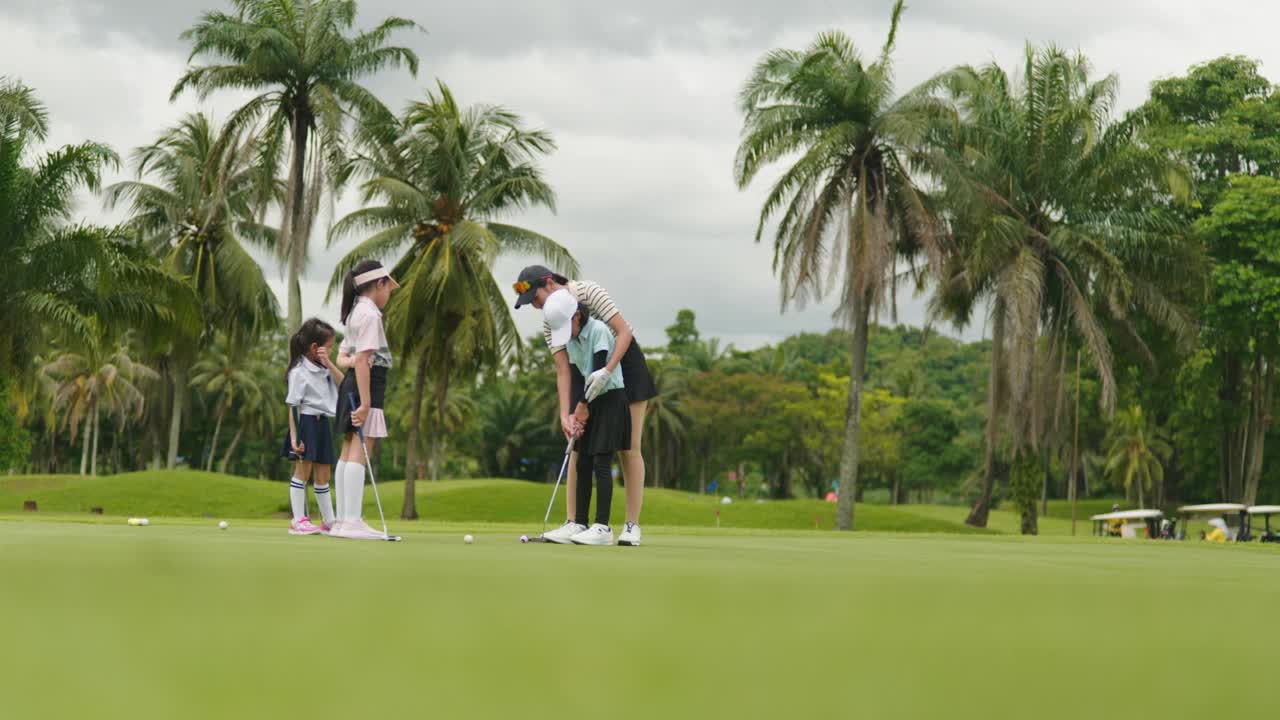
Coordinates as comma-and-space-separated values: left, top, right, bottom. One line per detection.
344, 462, 366, 521
314, 481, 334, 526
289, 478, 306, 521
333, 460, 348, 521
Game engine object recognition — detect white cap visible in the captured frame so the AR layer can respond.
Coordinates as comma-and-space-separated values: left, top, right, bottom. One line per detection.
544, 289, 579, 347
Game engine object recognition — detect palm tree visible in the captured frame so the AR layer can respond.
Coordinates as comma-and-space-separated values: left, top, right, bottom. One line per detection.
329, 82, 577, 518
1103, 405, 1171, 508
190, 336, 266, 472
735, 1, 946, 530
43, 330, 157, 476
643, 361, 689, 489
473, 380, 550, 480
216, 342, 281, 475
0, 78, 117, 373
924, 46, 1197, 527
106, 113, 280, 468
173, 0, 420, 331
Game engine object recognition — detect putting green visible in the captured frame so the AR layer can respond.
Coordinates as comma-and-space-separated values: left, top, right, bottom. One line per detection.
0, 519, 1275, 719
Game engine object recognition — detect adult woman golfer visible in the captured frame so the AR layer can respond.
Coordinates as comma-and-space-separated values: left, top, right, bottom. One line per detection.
514, 266, 657, 546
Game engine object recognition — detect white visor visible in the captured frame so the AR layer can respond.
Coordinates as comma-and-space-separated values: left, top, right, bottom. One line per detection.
543, 289, 579, 347
354, 266, 399, 288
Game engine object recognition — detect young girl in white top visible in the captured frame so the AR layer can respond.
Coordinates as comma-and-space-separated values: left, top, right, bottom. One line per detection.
329, 260, 399, 541
282, 318, 343, 536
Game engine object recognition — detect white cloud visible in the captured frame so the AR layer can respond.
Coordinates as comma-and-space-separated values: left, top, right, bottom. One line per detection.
8, 0, 1280, 352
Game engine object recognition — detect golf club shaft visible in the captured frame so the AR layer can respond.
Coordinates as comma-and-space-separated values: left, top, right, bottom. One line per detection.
292, 405, 305, 518
543, 437, 575, 533
349, 394, 390, 538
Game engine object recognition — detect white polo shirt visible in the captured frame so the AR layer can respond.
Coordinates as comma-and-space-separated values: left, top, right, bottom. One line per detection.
341, 296, 393, 368
285, 358, 338, 417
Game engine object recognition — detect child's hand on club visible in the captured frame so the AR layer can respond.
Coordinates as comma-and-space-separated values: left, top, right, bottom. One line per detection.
573, 402, 589, 437
351, 405, 369, 428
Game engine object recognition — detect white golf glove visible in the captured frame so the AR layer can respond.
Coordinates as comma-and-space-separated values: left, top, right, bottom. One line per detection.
584, 368, 611, 402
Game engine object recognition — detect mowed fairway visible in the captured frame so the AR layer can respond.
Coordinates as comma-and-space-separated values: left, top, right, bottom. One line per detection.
1, 520, 1277, 720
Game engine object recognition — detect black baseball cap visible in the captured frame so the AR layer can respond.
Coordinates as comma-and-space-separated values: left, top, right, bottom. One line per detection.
512, 265, 568, 309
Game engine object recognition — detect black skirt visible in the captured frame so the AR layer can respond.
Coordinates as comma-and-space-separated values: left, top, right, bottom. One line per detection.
280, 413, 337, 465
334, 366, 388, 437
620, 340, 658, 404
579, 388, 632, 456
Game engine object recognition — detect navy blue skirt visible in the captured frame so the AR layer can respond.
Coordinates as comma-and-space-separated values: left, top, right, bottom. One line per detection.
280, 413, 337, 465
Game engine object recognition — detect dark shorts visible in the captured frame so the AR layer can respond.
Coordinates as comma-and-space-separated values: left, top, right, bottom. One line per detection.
334, 366, 388, 436
280, 413, 336, 465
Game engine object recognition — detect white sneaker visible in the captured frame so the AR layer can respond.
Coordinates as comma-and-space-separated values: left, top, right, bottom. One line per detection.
570, 523, 614, 546
331, 518, 386, 541
542, 521, 587, 545
617, 522, 642, 547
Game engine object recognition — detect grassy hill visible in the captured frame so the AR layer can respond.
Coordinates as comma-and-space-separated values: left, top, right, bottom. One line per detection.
0, 470, 1015, 534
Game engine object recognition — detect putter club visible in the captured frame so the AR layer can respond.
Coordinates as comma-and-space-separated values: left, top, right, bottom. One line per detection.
348, 393, 402, 542
529, 436, 575, 543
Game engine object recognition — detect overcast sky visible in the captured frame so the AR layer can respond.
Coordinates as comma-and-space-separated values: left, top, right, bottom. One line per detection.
1, 0, 1272, 349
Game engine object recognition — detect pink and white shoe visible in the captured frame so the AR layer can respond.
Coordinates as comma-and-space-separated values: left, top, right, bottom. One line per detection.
289, 517, 323, 536
320, 521, 335, 535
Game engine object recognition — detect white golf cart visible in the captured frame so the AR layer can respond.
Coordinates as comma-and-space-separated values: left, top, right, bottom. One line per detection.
1089, 509, 1165, 539
1177, 504, 1248, 541
1244, 506, 1280, 543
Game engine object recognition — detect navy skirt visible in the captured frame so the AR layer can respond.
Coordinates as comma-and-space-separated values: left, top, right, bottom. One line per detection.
280, 413, 337, 465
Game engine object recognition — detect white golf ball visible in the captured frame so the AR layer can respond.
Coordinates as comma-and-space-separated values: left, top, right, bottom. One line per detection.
218, 521, 228, 530
464, 534, 474, 544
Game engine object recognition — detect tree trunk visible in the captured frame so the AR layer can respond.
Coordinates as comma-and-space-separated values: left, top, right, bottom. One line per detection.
167, 364, 188, 469
401, 354, 428, 520
79, 406, 92, 477
90, 402, 101, 477
835, 292, 871, 531
283, 112, 311, 334
968, 301, 1006, 527
1041, 443, 1051, 517
205, 404, 227, 473
1243, 359, 1274, 506
218, 425, 246, 475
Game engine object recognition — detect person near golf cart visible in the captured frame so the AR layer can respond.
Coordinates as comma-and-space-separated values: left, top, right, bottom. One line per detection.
330, 260, 399, 541
513, 266, 657, 546
281, 318, 343, 536
541, 289, 631, 545
1205, 518, 1228, 543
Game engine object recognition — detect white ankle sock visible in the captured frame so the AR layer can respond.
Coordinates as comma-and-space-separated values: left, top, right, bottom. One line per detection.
289, 478, 306, 521
333, 460, 347, 521
344, 462, 366, 521
314, 482, 334, 526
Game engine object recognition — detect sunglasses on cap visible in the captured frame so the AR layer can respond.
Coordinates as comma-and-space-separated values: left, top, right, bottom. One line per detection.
512, 275, 553, 295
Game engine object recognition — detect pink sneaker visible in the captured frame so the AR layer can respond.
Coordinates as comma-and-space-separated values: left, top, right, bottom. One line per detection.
320, 521, 335, 535
289, 517, 323, 536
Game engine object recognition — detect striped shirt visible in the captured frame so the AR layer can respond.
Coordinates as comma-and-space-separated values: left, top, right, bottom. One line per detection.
543, 280, 630, 354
